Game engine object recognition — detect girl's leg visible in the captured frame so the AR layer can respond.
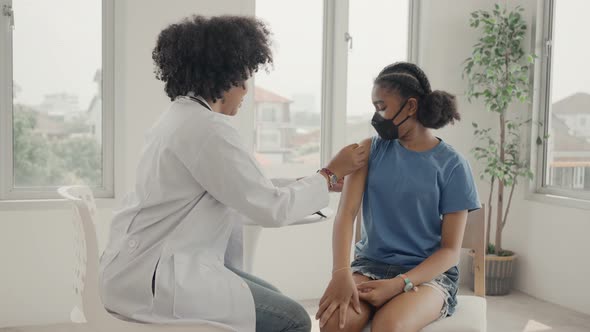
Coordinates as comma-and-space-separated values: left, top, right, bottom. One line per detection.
320, 273, 374, 332
371, 285, 444, 332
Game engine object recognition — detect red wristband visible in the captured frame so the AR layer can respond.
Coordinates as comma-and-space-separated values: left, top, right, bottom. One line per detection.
319, 168, 338, 189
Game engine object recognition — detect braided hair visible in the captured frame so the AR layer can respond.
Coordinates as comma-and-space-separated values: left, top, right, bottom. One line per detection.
374, 62, 460, 129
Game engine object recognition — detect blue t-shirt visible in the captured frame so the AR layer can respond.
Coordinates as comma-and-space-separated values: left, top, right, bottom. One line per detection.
355, 137, 481, 268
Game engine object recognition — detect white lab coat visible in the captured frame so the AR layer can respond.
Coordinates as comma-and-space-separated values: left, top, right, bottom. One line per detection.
98, 97, 329, 332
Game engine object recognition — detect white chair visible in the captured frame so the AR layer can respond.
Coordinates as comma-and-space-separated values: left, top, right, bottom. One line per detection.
58, 185, 231, 332
357, 205, 487, 332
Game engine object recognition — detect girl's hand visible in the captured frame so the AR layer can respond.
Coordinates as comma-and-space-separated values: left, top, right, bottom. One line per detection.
356, 277, 404, 308
315, 270, 362, 329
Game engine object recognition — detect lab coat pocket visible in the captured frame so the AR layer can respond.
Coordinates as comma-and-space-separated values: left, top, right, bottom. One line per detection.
98, 250, 120, 284
99, 249, 120, 268
172, 253, 232, 320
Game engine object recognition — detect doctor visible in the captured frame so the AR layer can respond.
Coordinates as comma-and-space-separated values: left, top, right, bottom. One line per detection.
99, 15, 366, 332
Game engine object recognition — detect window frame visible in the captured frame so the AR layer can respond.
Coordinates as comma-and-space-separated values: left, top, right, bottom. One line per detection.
534, 0, 590, 203
0, 0, 115, 200
320, 0, 419, 166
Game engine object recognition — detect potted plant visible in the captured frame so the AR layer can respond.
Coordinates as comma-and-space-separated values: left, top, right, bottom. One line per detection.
463, 4, 536, 295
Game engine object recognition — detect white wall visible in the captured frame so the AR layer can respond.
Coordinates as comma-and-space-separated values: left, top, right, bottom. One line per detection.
0, 0, 254, 327
419, 0, 590, 315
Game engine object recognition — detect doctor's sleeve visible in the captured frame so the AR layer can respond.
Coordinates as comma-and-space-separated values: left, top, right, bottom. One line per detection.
185, 124, 329, 228
270, 178, 297, 187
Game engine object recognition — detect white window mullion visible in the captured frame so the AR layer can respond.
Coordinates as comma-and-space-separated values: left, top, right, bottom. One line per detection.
98, 0, 115, 198
321, 0, 349, 166
408, 0, 421, 64
0, 0, 14, 200
537, 0, 555, 192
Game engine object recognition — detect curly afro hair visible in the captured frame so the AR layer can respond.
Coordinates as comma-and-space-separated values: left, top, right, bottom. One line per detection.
152, 15, 273, 102
374, 62, 460, 129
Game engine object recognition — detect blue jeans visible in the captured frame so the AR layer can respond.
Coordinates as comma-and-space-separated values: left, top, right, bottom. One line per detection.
227, 266, 311, 332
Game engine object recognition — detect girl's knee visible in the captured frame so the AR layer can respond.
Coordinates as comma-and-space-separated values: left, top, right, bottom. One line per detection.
319, 316, 338, 332
319, 310, 369, 332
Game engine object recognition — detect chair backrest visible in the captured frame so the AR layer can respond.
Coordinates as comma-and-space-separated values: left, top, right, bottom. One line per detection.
58, 185, 111, 323
461, 206, 486, 297
354, 205, 486, 297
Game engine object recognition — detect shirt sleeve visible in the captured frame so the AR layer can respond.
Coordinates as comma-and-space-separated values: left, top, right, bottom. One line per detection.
270, 178, 297, 187
183, 121, 330, 228
440, 158, 481, 215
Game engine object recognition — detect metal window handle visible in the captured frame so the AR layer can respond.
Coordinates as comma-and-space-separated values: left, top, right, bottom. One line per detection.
545, 39, 552, 57
344, 32, 353, 50
2, 4, 14, 29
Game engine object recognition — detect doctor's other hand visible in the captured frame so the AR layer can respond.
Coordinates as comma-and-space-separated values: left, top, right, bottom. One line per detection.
326, 143, 367, 179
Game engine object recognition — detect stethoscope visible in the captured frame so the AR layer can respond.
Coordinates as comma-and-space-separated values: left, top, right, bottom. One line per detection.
178, 95, 214, 112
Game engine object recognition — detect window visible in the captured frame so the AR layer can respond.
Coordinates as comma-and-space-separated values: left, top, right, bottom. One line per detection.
537, 0, 590, 201
574, 167, 585, 189
252, 0, 413, 179
253, 0, 324, 178
0, 0, 114, 200
259, 107, 277, 123
345, 0, 410, 145
257, 129, 282, 152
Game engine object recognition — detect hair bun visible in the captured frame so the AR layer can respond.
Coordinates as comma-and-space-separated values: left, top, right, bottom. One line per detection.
418, 91, 460, 129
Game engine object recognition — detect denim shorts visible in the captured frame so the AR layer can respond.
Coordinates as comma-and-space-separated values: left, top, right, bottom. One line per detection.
351, 257, 459, 319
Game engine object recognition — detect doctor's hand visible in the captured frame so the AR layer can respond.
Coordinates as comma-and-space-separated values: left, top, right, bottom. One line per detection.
315, 269, 362, 329
326, 143, 367, 180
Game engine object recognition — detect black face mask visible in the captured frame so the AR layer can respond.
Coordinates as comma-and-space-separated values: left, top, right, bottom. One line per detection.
371, 99, 410, 140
